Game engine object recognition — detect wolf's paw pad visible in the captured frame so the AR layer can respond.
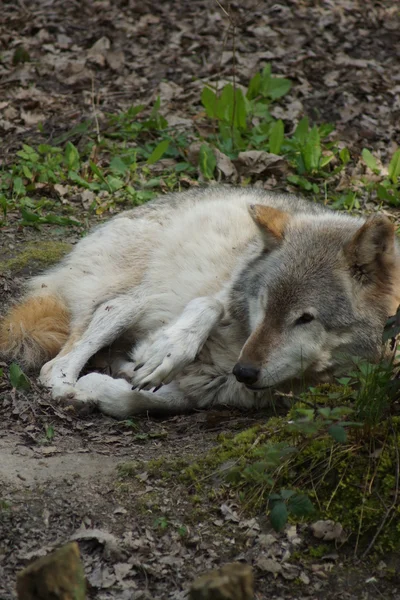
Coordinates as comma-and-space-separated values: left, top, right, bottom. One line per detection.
53, 384, 98, 415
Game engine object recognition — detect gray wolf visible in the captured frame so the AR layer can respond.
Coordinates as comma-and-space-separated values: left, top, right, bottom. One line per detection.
1, 187, 399, 418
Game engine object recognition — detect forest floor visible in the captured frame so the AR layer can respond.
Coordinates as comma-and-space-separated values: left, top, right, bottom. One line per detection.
1, 1, 400, 598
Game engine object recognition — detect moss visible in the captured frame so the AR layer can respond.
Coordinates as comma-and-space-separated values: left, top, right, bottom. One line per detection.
117, 382, 399, 555
117, 461, 140, 479
0, 241, 71, 273
134, 492, 161, 514
180, 393, 400, 554
308, 544, 331, 558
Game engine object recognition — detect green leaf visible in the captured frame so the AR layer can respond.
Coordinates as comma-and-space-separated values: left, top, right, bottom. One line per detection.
20, 208, 39, 222
13, 177, 26, 196
318, 407, 332, 419
22, 165, 34, 180
377, 184, 397, 204
106, 175, 124, 192
246, 72, 261, 100
269, 501, 288, 532
174, 161, 194, 173
234, 88, 247, 130
259, 64, 272, 96
328, 424, 347, 443
53, 119, 92, 145
288, 494, 315, 517
389, 149, 400, 184
9, 363, 30, 391
109, 156, 128, 175
293, 117, 309, 144
19, 209, 81, 227
147, 140, 169, 165
361, 148, 380, 174
217, 84, 234, 122
250, 101, 271, 121
337, 377, 351, 386
267, 76, 292, 100
280, 489, 296, 501
199, 144, 216, 180
69, 171, 100, 190
201, 86, 217, 118
46, 425, 55, 441
339, 147, 350, 165
269, 119, 284, 154
320, 154, 334, 168
64, 142, 80, 171
302, 126, 321, 173
89, 160, 106, 181
268, 493, 282, 502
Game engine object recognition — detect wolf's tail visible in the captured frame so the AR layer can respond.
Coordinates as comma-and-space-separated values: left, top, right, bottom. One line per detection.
0, 295, 70, 370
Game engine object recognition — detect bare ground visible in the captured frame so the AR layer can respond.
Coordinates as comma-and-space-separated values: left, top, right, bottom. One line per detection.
1, 1, 400, 598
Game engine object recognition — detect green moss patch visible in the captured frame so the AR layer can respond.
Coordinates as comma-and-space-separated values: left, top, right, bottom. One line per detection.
180, 389, 400, 555
118, 376, 398, 556
0, 241, 71, 274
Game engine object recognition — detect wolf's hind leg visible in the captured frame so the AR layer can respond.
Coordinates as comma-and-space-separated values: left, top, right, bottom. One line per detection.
40, 294, 144, 397
131, 296, 224, 389
73, 373, 189, 418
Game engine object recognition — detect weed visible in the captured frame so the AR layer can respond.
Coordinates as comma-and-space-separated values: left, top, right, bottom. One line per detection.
154, 516, 169, 530
2, 63, 397, 226
45, 424, 55, 442
8, 363, 30, 391
361, 147, 400, 206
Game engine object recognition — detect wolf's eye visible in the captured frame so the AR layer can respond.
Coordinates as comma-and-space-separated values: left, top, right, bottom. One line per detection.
295, 313, 315, 325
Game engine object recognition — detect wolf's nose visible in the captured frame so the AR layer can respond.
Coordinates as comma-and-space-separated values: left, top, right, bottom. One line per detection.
232, 363, 260, 385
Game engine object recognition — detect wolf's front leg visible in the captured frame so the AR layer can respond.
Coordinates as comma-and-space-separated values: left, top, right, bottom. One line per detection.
130, 296, 224, 389
40, 293, 144, 398
71, 373, 190, 418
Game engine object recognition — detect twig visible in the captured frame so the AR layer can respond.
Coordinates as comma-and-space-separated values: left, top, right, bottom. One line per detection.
91, 77, 101, 144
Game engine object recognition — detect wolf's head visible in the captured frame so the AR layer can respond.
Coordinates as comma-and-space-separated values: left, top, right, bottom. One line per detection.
231, 204, 400, 390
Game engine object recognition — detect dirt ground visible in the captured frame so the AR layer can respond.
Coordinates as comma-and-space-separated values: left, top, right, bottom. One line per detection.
1, 1, 400, 598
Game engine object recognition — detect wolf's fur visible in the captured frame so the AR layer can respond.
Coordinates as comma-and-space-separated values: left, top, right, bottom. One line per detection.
1, 187, 400, 418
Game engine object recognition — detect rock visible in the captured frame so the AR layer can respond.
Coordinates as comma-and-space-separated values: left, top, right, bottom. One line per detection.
189, 562, 253, 600
310, 520, 344, 541
17, 542, 86, 599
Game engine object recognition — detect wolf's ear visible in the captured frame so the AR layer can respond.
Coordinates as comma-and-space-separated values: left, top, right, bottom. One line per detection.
345, 215, 396, 285
248, 204, 290, 247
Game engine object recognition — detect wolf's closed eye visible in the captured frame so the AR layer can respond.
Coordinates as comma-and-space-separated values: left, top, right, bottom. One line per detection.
295, 313, 315, 325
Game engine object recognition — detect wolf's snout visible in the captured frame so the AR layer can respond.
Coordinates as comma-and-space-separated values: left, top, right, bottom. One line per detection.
232, 363, 260, 385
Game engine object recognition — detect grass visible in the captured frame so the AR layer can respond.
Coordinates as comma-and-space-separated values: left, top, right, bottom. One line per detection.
0, 63, 399, 227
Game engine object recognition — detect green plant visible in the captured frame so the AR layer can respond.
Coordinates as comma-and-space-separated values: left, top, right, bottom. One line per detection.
268, 490, 315, 531
45, 424, 55, 442
9, 363, 30, 391
154, 516, 169, 530
361, 148, 400, 205
201, 64, 292, 156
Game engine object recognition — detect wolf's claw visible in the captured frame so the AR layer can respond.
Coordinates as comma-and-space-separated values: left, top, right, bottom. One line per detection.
130, 332, 196, 389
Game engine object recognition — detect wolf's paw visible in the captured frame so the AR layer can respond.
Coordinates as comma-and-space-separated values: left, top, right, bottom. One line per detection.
131, 331, 196, 390
39, 359, 57, 387
110, 357, 137, 382
52, 380, 98, 415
